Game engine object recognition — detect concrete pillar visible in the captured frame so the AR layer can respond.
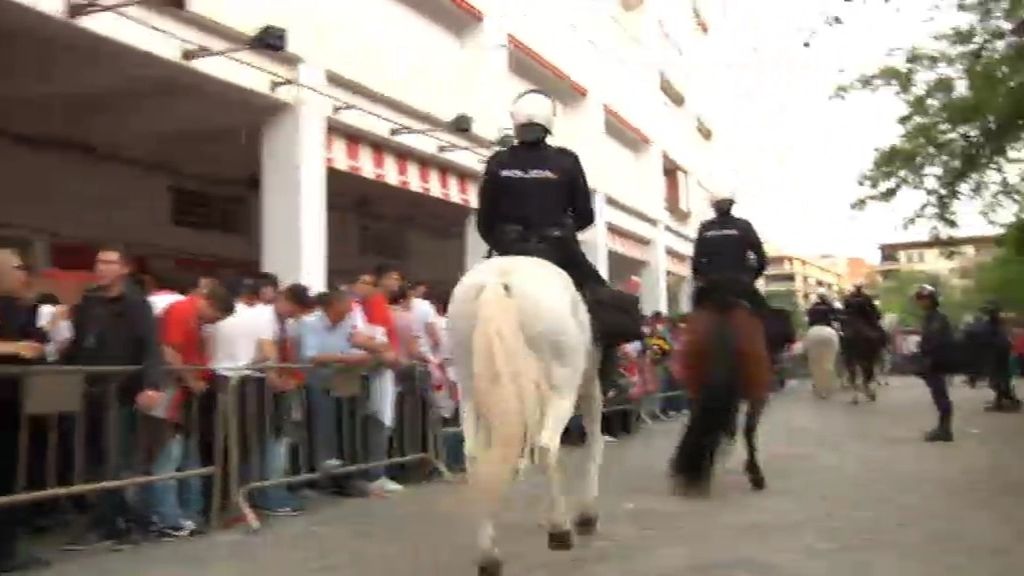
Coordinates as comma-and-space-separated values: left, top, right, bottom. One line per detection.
679, 275, 694, 313
463, 212, 489, 271
641, 223, 669, 314
259, 64, 330, 291
581, 189, 609, 279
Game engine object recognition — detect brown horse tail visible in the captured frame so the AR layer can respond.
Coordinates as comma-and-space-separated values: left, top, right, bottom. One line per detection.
468, 280, 545, 513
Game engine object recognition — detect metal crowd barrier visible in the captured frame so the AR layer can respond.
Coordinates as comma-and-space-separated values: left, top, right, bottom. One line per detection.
0, 364, 224, 524
234, 363, 452, 531
1, 361, 686, 538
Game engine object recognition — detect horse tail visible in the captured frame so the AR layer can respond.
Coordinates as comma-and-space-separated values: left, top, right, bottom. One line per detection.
675, 313, 742, 483
805, 326, 840, 396
468, 280, 545, 511
700, 316, 743, 438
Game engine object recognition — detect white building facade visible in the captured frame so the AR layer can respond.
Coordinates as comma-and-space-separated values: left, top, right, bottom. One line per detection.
1, 0, 727, 312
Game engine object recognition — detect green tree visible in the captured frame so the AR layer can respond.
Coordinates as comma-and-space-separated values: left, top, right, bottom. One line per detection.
971, 249, 1024, 312
835, 0, 1024, 228
877, 269, 977, 326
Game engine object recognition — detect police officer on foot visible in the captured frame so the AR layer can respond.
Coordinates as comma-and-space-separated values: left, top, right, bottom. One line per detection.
977, 301, 1022, 412
476, 89, 641, 393
691, 190, 768, 312
914, 284, 955, 442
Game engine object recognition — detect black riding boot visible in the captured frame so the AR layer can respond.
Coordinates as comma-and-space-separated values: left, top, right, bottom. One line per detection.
598, 345, 621, 399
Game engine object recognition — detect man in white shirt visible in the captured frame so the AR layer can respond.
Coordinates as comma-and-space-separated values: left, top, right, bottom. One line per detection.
408, 281, 441, 360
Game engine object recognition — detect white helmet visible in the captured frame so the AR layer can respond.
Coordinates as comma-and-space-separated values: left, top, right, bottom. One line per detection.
510, 90, 556, 134
816, 287, 830, 299
709, 189, 735, 205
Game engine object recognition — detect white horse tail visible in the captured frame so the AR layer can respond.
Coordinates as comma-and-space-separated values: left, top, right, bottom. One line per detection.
469, 280, 546, 509
804, 325, 840, 399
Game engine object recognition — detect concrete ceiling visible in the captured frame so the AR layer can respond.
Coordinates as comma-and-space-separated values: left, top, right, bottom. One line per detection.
0, 1, 283, 181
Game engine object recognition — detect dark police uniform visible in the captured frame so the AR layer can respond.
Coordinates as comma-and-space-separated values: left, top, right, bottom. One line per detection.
975, 308, 1020, 410
842, 291, 881, 324
691, 213, 768, 310
806, 300, 838, 328
477, 142, 606, 292
919, 305, 955, 439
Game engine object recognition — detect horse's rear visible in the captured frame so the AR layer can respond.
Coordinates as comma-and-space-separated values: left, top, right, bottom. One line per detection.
804, 325, 840, 399
672, 303, 771, 495
447, 256, 603, 575
841, 317, 885, 402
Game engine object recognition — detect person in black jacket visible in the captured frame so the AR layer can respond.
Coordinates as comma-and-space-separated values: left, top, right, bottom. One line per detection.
976, 302, 1021, 412
61, 245, 163, 550
806, 290, 839, 328
477, 89, 641, 390
914, 284, 955, 442
0, 249, 49, 573
691, 190, 768, 312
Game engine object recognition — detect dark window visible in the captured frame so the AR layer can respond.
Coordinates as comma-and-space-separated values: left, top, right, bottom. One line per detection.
169, 186, 250, 236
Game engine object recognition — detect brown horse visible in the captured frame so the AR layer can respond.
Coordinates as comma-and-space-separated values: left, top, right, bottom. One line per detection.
670, 292, 772, 496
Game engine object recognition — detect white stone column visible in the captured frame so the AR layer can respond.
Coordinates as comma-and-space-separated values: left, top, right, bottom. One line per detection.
641, 223, 669, 313
259, 64, 330, 291
581, 189, 609, 279
679, 275, 694, 313
463, 212, 489, 271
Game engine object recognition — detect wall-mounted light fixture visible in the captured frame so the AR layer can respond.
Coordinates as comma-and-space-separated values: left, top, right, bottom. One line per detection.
391, 113, 473, 137
182, 25, 287, 61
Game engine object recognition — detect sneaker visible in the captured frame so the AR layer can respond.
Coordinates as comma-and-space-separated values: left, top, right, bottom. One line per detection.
262, 506, 302, 517
367, 477, 404, 494
155, 520, 197, 541
62, 531, 113, 552
924, 427, 954, 443
602, 435, 618, 443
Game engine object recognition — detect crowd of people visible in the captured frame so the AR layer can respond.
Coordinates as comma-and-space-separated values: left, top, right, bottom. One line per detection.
0, 244, 688, 573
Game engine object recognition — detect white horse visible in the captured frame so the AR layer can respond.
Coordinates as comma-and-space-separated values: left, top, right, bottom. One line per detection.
448, 256, 603, 576
803, 325, 840, 399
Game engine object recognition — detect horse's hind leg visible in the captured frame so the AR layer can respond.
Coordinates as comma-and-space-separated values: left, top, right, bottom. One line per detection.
743, 399, 766, 491
863, 360, 877, 401
538, 394, 577, 551
574, 362, 603, 536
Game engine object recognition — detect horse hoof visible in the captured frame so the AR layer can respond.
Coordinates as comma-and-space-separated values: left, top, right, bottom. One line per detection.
548, 529, 574, 551
748, 473, 767, 491
478, 556, 503, 576
573, 513, 599, 536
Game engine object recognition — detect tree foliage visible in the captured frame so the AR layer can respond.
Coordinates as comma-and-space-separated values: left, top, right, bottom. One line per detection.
877, 269, 978, 326
835, 0, 1024, 228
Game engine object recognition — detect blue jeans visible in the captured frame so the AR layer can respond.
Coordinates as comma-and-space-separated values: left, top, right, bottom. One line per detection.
306, 370, 340, 470
251, 391, 301, 510
147, 431, 203, 527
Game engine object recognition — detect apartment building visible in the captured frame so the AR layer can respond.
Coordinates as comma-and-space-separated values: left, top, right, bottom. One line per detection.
0, 0, 731, 310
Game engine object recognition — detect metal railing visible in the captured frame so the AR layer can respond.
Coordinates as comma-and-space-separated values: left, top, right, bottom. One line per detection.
1, 361, 685, 538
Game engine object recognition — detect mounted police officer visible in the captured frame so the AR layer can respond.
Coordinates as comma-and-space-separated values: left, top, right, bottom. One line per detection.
807, 289, 839, 329
476, 89, 642, 393
691, 190, 768, 312
842, 281, 881, 324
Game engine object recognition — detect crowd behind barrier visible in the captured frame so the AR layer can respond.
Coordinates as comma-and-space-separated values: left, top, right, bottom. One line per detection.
0, 246, 691, 571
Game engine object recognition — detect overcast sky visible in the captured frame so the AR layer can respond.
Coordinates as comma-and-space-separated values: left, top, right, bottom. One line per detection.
708, 0, 997, 262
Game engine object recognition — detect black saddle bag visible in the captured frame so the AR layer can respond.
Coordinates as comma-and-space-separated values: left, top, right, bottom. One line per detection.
585, 287, 643, 346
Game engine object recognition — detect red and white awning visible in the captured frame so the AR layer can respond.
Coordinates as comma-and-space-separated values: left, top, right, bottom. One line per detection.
607, 227, 650, 261
327, 132, 480, 208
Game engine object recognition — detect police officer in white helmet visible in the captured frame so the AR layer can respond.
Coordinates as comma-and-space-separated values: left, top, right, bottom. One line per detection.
476, 89, 643, 391
691, 189, 768, 311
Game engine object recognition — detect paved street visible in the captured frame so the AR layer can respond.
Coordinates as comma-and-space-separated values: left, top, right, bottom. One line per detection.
37, 377, 1024, 576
